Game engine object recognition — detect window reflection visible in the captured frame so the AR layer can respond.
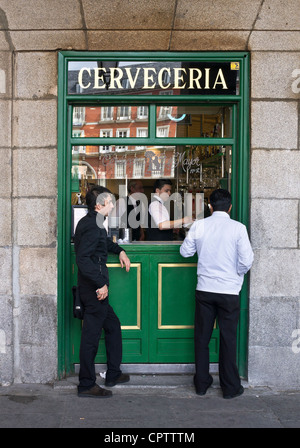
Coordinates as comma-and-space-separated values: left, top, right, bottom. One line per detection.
72, 105, 231, 140
72, 105, 148, 139
156, 105, 232, 138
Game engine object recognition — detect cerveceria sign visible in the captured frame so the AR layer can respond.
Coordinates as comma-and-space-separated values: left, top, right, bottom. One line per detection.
68, 61, 239, 95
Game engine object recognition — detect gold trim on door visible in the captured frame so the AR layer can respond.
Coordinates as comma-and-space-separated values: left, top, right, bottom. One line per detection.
107, 263, 141, 330
158, 263, 197, 329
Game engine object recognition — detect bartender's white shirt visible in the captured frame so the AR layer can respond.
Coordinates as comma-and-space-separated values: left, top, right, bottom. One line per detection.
180, 211, 254, 295
148, 194, 170, 226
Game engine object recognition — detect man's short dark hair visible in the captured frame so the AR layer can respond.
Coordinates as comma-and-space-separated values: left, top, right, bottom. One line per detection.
127, 180, 138, 194
209, 189, 232, 212
153, 179, 172, 193
86, 186, 112, 211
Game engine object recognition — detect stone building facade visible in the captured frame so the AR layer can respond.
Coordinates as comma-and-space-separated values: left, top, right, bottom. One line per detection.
0, 0, 299, 387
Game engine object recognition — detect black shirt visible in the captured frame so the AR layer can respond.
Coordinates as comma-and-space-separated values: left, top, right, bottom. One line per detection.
74, 210, 124, 290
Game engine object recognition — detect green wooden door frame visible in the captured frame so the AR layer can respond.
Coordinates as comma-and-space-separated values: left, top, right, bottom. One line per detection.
57, 51, 250, 379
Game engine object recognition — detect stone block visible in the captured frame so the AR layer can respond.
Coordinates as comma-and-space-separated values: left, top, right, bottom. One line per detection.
248, 346, 300, 388
251, 150, 300, 199
12, 99, 57, 148
83, 0, 176, 29
174, 0, 261, 30
0, 51, 12, 97
250, 249, 300, 298
251, 101, 298, 149
14, 198, 57, 246
0, 32, 10, 51
19, 295, 57, 345
0, 349, 13, 386
2, 0, 83, 30
19, 248, 57, 296
255, 0, 300, 30
0, 296, 13, 385
249, 296, 299, 347
250, 199, 298, 248
19, 343, 57, 384
15, 52, 57, 99
0, 198, 11, 246
249, 31, 300, 51
0, 248, 12, 295
10, 30, 87, 51
0, 100, 11, 147
251, 52, 300, 99
170, 31, 249, 51
0, 148, 11, 197
87, 30, 171, 51
13, 148, 57, 197
0, 296, 13, 346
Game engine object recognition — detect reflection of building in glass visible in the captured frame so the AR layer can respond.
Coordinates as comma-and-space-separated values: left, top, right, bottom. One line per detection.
72, 104, 177, 182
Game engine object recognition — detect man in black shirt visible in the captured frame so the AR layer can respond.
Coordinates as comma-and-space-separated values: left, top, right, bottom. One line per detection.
75, 186, 131, 398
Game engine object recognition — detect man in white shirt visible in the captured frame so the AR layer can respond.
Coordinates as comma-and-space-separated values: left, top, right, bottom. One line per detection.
180, 189, 253, 399
148, 179, 193, 241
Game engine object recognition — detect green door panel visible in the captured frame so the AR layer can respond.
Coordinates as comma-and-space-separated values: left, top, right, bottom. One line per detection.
148, 253, 219, 363
71, 250, 149, 363
70, 246, 221, 365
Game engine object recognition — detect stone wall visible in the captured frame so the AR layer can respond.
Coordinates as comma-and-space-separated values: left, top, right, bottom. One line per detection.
0, 0, 299, 387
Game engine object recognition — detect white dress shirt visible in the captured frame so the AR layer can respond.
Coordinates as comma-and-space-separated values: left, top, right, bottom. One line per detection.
180, 211, 254, 295
148, 194, 170, 226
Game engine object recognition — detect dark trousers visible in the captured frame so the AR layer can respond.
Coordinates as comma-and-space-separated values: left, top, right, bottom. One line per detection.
194, 290, 241, 396
78, 286, 122, 392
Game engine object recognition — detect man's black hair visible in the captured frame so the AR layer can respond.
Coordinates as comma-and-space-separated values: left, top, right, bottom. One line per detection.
86, 185, 112, 211
153, 179, 172, 193
209, 189, 232, 212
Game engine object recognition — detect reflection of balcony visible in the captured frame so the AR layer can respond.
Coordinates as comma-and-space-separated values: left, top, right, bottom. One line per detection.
72, 145, 86, 154
99, 145, 112, 153
151, 169, 164, 178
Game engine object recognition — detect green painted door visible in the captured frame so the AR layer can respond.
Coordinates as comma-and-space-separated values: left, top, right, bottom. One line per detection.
149, 253, 219, 363
58, 52, 250, 377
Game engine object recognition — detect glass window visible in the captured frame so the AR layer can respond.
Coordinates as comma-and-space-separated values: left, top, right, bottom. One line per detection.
72, 105, 148, 138
156, 105, 232, 138
101, 106, 113, 121
99, 129, 113, 152
71, 144, 232, 241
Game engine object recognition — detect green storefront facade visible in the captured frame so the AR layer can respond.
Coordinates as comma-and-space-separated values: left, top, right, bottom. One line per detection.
57, 51, 250, 379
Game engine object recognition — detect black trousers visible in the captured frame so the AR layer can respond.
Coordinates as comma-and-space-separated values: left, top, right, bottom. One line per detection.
78, 285, 122, 392
194, 290, 241, 396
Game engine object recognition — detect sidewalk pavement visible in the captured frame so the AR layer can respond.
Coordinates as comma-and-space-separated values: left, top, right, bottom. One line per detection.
0, 374, 299, 429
